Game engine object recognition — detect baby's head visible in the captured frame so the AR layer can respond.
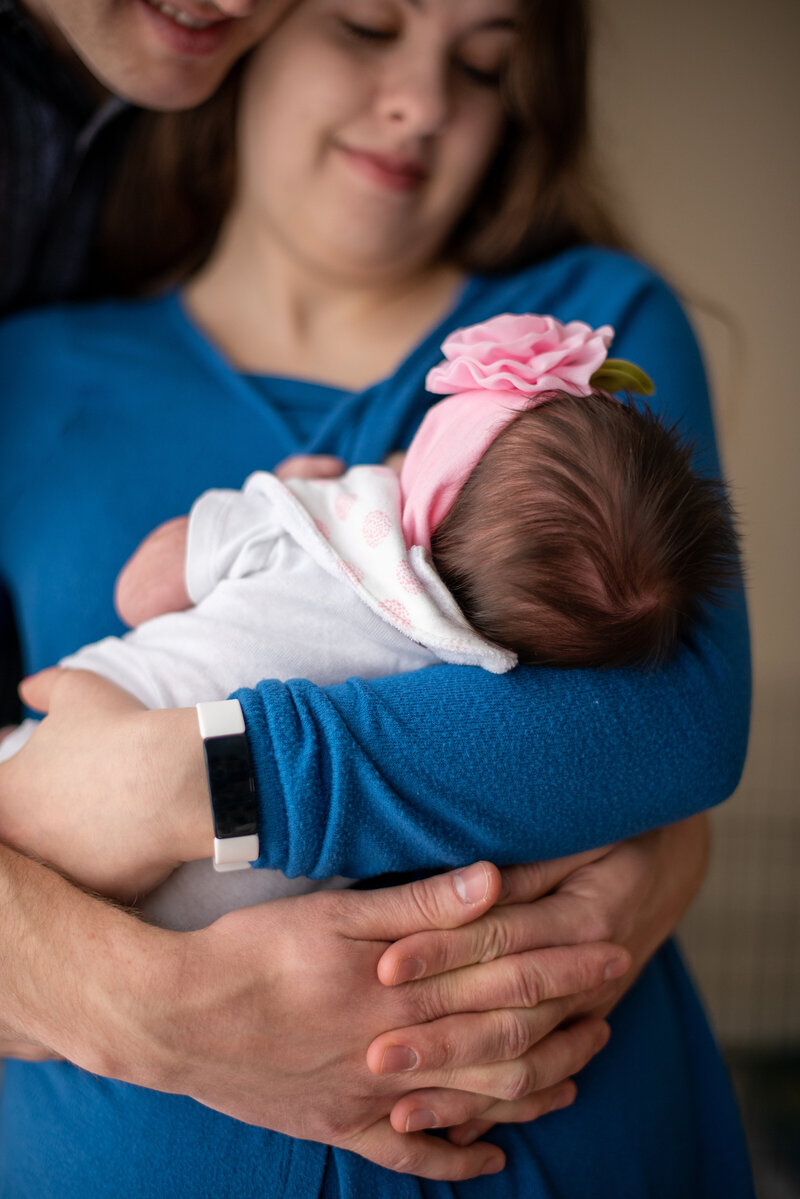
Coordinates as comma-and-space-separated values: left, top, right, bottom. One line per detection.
428, 391, 738, 667
401, 313, 739, 668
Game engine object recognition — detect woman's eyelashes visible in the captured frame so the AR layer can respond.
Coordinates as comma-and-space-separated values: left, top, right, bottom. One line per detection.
339, 18, 395, 41
337, 19, 506, 89
457, 61, 503, 88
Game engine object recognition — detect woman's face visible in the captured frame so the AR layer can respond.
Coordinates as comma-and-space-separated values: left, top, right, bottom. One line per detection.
234, 0, 519, 282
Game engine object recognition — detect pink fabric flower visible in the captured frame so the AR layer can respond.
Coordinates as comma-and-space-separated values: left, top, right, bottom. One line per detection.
402, 313, 617, 551
426, 313, 614, 399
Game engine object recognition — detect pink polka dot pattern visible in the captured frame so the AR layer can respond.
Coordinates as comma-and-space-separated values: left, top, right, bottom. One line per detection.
363, 509, 392, 548
380, 599, 411, 629
395, 560, 424, 595
339, 561, 365, 586
314, 519, 331, 540
335, 492, 356, 521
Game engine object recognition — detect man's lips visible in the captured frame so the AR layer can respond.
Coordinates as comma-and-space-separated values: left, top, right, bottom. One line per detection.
138, 0, 233, 55
338, 146, 429, 193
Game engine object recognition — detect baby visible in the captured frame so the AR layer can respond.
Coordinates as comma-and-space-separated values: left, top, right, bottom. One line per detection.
1, 314, 737, 928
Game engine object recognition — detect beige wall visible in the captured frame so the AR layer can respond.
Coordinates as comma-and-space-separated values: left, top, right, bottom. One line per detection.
592, 0, 800, 1043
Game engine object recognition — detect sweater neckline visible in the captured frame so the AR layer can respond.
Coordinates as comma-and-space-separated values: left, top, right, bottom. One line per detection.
167, 276, 480, 400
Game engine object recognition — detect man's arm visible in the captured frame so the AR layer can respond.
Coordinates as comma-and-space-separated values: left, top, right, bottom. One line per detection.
3, 672, 713, 1151
0, 848, 620, 1179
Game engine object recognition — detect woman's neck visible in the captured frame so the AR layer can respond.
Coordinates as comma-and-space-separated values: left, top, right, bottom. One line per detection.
183, 214, 465, 391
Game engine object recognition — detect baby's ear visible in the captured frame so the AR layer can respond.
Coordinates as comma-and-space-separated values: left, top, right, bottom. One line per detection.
114, 516, 191, 628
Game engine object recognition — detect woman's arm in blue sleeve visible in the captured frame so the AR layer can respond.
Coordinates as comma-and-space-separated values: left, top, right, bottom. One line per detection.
237, 270, 751, 881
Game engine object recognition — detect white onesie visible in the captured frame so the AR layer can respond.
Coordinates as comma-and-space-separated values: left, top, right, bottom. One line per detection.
2, 466, 515, 929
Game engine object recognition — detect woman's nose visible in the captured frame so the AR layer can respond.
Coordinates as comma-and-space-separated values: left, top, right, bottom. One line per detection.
377, 60, 450, 138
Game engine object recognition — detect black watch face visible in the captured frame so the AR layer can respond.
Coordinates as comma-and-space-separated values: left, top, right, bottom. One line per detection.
205, 734, 257, 839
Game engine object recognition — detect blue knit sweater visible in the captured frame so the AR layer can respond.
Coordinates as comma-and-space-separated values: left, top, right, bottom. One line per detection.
0, 247, 753, 1198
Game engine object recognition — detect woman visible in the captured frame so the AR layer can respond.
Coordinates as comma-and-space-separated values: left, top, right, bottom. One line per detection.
0, 0, 752, 1195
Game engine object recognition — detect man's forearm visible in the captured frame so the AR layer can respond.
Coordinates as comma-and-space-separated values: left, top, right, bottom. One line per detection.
0, 841, 173, 1080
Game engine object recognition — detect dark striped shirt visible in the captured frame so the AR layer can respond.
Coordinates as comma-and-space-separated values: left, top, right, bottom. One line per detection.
0, 0, 133, 317
1, 0, 134, 718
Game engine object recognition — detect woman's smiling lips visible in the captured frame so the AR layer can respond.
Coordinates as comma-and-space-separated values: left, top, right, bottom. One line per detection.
337, 144, 429, 194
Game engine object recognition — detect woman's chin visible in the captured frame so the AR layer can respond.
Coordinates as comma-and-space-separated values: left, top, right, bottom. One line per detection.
301, 227, 439, 288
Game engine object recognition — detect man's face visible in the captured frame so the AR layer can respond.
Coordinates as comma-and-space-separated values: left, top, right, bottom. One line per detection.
24, 0, 295, 109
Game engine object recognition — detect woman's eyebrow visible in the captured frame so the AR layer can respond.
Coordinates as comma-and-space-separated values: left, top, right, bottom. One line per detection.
398, 0, 517, 28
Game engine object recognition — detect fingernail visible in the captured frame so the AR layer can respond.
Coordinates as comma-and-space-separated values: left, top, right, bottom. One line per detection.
604, 954, 629, 981
380, 1046, 418, 1074
392, 957, 424, 985
453, 863, 489, 905
480, 1154, 504, 1176
405, 1109, 438, 1132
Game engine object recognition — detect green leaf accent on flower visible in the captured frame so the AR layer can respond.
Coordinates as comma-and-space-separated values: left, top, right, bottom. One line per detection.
590, 358, 655, 397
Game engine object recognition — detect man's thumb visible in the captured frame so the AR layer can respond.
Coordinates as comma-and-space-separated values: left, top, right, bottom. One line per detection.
343, 862, 502, 942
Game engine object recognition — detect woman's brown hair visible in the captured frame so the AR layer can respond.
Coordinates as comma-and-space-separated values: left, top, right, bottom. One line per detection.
96, 0, 626, 294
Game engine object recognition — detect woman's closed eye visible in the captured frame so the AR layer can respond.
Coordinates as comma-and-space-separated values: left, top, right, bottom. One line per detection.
339, 18, 396, 41
338, 19, 507, 88
456, 59, 504, 88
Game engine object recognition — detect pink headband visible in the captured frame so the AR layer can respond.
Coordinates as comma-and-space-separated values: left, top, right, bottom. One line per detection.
400, 313, 615, 551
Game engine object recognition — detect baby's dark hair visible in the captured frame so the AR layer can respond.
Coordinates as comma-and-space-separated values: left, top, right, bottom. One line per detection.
430, 391, 740, 668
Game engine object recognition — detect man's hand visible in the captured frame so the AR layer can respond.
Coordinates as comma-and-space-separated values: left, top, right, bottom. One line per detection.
1, 849, 624, 1180
374, 819, 709, 1144
139, 864, 623, 1178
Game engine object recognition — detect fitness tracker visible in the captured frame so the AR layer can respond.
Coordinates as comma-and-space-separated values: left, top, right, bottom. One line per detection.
196, 699, 259, 872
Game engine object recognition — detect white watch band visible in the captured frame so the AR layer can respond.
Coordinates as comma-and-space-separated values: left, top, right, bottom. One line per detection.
197, 699, 259, 873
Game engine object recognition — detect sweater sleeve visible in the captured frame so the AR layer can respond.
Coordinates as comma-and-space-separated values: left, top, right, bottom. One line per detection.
236, 270, 751, 880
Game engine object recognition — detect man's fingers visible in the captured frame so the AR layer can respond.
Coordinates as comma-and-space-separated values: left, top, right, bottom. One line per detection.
390, 1079, 577, 1136
340, 863, 502, 942
368, 997, 571, 1079
391, 942, 630, 1031
494, 851, 613, 906
421, 1019, 609, 1104
344, 1117, 504, 1181
379, 897, 631, 984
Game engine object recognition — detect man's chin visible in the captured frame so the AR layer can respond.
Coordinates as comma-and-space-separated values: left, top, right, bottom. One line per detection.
92, 57, 231, 111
